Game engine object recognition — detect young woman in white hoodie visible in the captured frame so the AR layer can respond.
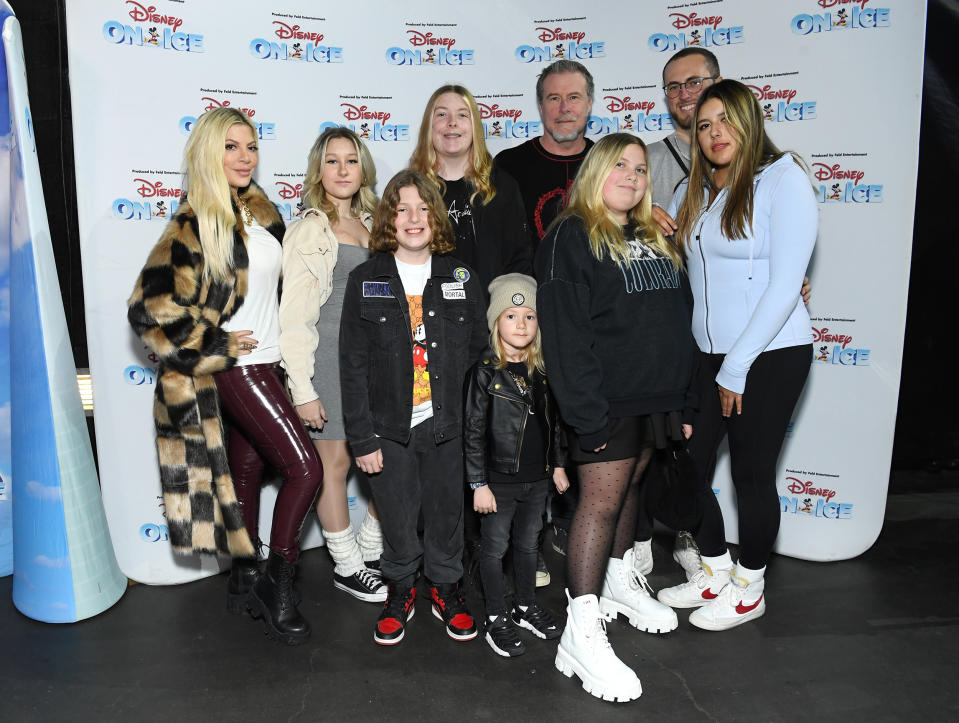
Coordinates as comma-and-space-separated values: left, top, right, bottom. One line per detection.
660, 79, 817, 631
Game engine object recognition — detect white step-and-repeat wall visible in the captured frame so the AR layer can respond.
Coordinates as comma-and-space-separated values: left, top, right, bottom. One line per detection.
65, 0, 926, 583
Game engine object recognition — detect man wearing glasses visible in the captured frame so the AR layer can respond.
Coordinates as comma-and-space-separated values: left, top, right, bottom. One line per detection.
633, 48, 721, 582
647, 47, 721, 234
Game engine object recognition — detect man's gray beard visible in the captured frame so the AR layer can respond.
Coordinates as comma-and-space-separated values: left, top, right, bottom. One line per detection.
548, 126, 586, 143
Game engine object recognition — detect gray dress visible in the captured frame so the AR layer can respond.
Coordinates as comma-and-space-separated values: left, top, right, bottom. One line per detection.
309, 243, 370, 440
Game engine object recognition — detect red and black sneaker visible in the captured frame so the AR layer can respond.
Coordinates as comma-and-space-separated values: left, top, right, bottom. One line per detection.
429, 582, 478, 641
374, 583, 416, 646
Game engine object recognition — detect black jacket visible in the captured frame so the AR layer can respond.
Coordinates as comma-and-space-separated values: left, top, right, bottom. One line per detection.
447, 166, 532, 290
463, 355, 567, 485
340, 252, 488, 456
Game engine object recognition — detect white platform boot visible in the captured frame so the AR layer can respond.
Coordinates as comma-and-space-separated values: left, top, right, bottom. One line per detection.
600, 549, 678, 633
555, 589, 642, 703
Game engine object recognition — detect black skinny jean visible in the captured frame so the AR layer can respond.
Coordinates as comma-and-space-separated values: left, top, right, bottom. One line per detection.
688, 345, 811, 570
479, 479, 549, 617
215, 362, 323, 563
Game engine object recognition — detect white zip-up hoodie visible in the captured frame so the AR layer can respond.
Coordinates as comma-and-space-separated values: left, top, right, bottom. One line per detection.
668, 154, 818, 394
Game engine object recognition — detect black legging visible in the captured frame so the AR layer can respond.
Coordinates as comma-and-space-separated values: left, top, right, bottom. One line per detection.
215, 363, 323, 563
688, 345, 811, 570
566, 448, 653, 598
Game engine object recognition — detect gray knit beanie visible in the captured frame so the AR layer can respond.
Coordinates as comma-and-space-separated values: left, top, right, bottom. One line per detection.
486, 273, 537, 331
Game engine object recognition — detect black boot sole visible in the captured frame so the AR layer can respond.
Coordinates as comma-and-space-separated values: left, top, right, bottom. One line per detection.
227, 591, 252, 616
248, 591, 311, 646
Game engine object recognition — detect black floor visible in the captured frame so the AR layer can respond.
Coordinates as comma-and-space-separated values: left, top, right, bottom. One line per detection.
2, 473, 958, 722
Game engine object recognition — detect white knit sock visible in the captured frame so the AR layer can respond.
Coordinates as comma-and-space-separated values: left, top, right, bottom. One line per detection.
701, 550, 733, 573
323, 524, 364, 577
356, 513, 384, 564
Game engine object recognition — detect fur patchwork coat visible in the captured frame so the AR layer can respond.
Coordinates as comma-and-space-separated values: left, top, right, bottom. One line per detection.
128, 181, 284, 558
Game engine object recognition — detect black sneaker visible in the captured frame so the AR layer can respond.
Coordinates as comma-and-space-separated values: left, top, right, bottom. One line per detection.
429, 582, 478, 641
511, 602, 562, 640
485, 615, 526, 657
374, 583, 416, 646
334, 567, 388, 603
551, 524, 568, 557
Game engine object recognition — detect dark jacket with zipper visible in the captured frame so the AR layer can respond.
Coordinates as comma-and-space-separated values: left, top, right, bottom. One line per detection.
463, 355, 567, 486
340, 252, 488, 457
443, 166, 532, 291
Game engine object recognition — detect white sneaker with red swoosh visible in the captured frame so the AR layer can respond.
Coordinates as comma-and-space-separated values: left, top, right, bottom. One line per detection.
689, 576, 766, 631
657, 563, 731, 609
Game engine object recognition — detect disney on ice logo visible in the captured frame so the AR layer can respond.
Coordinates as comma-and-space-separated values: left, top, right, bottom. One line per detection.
319, 101, 410, 142
113, 176, 181, 221
515, 25, 605, 63
479, 103, 536, 139
139, 522, 169, 543
179, 97, 276, 140
780, 474, 853, 520
202, 96, 256, 117
597, 95, 673, 133
791, 1, 890, 35
102, 1, 203, 53
812, 325, 871, 366
648, 12, 744, 53
812, 161, 882, 204
250, 17, 343, 63
746, 83, 817, 123
272, 175, 306, 221
386, 28, 474, 66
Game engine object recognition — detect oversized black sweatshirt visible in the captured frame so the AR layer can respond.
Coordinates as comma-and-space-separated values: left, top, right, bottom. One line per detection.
534, 215, 697, 451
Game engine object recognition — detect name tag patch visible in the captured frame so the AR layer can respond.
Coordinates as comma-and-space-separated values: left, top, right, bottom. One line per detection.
443, 288, 466, 300
441, 282, 463, 292
362, 281, 394, 298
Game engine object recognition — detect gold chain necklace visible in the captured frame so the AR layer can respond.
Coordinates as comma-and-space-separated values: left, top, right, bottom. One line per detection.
239, 201, 254, 226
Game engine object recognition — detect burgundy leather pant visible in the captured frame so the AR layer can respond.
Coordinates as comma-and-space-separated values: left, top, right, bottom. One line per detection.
215, 363, 323, 563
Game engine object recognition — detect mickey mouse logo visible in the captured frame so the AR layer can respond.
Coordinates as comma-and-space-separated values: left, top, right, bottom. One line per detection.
511, 293, 525, 305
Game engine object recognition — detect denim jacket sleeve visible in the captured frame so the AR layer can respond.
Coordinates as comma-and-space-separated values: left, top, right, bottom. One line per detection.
339, 268, 381, 457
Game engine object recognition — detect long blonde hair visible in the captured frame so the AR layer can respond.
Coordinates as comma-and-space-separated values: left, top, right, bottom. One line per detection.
558, 133, 682, 268
410, 85, 496, 205
675, 79, 791, 251
301, 126, 378, 223
490, 314, 545, 376
182, 107, 256, 281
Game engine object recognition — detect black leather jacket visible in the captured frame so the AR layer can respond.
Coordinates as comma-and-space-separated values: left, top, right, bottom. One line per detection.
340, 252, 487, 457
463, 355, 567, 485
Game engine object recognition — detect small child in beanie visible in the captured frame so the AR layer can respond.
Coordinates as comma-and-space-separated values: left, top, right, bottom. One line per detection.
463, 273, 570, 658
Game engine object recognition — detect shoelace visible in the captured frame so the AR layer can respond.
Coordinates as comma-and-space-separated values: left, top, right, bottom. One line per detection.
522, 604, 555, 629
587, 613, 616, 654
436, 589, 468, 617
356, 568, 383, 591
490, 618, 522, 645
677, 533, 703, 568
383, 586, 414, 616
626, 566, 656, 596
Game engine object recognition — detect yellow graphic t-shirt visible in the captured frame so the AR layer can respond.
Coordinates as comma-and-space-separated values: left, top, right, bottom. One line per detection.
407, 294, 431, 406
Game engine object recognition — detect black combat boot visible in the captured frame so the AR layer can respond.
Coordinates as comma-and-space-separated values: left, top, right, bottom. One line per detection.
248, 551, 310, 645
227, 558, 260, 614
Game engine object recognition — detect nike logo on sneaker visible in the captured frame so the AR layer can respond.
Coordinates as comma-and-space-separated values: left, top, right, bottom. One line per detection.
701, 589, 720, 600
735, 594, 764, 614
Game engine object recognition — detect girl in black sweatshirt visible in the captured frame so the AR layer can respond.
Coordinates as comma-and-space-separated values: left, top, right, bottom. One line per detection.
535, 133, 696, 703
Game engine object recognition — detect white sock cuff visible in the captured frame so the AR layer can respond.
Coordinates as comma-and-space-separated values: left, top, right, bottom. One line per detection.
356, 513, 384, 562
323, 525, 363, 577
701, 550, 733, 571
734, 562, 766, 585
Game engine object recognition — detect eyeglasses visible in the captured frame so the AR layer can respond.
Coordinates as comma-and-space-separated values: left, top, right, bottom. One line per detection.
663, 76, 718, 98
